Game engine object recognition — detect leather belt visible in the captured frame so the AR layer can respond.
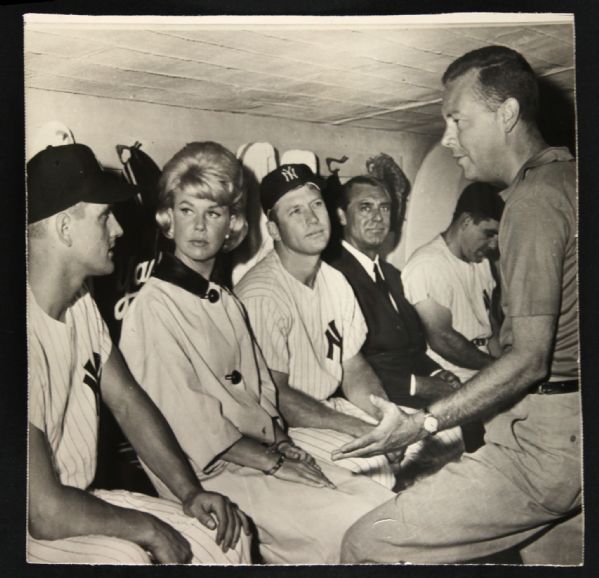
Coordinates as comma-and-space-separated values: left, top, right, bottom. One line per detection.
531, 380, 579, 395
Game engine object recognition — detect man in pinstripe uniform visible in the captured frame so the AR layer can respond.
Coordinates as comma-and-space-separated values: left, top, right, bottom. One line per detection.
236, 164, 397, 489
26, 143, 250, 564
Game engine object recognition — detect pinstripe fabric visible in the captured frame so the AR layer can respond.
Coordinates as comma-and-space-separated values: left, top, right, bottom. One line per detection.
289, 398, 463, 488
28, 285, 112, 489
402, 235, 495, 382
288, 428, 393, 488
236, 251, 395, 488
28, 490, 250, 564
27, 286, 248, 564
27, 534, 152, 564
236, 251, 366, 400
119, 269, 395, 561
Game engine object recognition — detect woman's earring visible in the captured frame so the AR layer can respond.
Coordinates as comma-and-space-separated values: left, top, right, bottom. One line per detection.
225, 233, 231, 240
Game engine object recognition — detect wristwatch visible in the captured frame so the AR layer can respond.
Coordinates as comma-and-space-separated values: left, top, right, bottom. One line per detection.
422, 410, 439, 436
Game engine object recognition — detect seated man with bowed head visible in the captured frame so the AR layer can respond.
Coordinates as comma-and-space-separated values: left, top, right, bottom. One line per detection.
119, 142, 394, 564
27, 143, 250, 564
235, 164, 399, 489
402, 182, 504, 383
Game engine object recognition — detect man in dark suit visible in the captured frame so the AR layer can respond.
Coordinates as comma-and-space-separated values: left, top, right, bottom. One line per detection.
327, 176, 455, 406
328, 175, 484, 456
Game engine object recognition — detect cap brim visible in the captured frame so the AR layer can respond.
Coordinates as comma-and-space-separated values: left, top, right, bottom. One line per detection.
308, 176, 325, 190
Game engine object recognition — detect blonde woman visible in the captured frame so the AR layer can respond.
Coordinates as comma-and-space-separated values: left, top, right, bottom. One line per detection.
120, 142, 393, 564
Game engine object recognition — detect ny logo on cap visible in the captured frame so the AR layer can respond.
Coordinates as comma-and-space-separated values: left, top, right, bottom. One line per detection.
280, 166, 299, 182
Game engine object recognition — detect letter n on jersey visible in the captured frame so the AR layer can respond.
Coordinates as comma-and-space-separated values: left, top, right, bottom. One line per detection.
325, 320, 343, 362
83, 352, 102, 415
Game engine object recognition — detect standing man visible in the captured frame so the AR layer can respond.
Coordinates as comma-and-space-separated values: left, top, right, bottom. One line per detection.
235, 164, 396, 489
338, 46, 581, 564
27, 143, 250, 564
402, 182, 504, 383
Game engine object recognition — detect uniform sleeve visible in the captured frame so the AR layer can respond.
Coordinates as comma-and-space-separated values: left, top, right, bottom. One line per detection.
340, 282, 367, 361
500, 198, 568, 318
119, 296, 242, 475
241, 295, 291, 375
255, 345, 284, 424
28, 339, 47, 432
233, 295, 281, 422
402, 257, 454, 310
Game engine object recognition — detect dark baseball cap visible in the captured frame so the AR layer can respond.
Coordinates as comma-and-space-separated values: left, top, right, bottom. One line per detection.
260, 164, 323, 214
27, 143, 138, 224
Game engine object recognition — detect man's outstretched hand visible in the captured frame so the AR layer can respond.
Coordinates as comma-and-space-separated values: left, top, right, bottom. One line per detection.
331, 395, 425, 460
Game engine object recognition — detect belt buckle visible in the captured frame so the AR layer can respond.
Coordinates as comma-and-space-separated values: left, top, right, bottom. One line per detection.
535, 380, 578, 395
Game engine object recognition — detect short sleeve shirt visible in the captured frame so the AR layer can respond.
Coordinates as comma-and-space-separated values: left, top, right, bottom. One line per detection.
28, 285, 112, 490
498, 147, 578, 380
236, 250, 367, 401
402, 234, 495, 381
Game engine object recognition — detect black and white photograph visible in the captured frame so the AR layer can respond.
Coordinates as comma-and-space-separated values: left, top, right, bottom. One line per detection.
19, 10, 587, 569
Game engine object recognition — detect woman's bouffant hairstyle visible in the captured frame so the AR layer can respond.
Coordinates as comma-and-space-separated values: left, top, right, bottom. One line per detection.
156, 141, 248, 252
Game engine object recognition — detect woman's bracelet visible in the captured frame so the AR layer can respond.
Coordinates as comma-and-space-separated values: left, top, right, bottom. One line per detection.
265, 439, 294, 454
264, 453, 285, 476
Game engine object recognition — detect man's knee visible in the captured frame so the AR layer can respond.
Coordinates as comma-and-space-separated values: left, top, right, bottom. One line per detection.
341, 516, 385, 564
28, 535, 152, 564
113, 540, 153, 564
86, 537, 152, 564
341, 520, 365, 563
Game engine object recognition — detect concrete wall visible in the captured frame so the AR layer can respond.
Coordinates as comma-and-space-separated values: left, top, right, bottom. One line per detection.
26, 89, 435, 189
26, 88, 441, 269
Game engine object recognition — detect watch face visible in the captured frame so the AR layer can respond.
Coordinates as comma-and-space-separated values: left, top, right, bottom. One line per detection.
424, 414, 438, 434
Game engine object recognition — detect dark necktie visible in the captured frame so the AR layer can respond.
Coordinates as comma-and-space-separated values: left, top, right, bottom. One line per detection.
374, 263, 393, 306
375, 261, 409, 325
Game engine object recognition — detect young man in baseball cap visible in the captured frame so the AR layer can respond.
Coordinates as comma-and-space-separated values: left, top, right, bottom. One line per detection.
235, 164, 399, 490
27, 143, 250, 564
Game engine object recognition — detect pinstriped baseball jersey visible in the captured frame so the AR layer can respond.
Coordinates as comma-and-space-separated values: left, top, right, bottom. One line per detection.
236, 250, 367, 400
27, 489, 251, 564
28, 285, 112, 489
402, 234, 495, 381
27, 285, 251, 565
